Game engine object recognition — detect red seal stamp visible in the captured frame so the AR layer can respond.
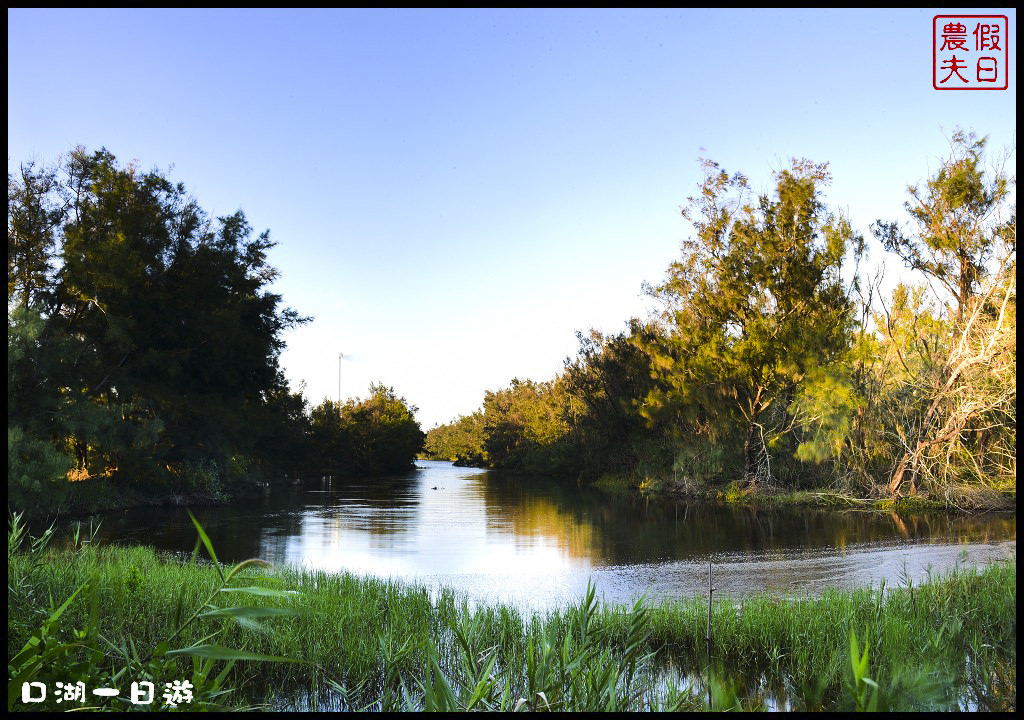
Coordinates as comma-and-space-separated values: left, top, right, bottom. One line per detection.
934, 15, 1008, 90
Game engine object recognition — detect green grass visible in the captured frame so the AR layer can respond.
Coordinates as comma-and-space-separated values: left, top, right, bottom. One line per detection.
8, 535, 1016, 711
591, 473, 637, 495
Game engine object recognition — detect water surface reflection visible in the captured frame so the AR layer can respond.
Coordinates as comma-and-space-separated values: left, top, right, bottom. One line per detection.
74, 461, 1015, 611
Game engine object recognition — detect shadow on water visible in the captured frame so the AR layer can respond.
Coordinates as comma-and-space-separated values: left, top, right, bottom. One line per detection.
477, 469, 1015, 564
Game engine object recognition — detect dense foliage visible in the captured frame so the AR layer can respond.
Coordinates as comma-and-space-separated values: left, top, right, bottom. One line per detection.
8, 134, 1013, 512
425, 132, 1016, 507
422, 410, 486, 466
8, 149, 423, 515
309, 385, 425, 476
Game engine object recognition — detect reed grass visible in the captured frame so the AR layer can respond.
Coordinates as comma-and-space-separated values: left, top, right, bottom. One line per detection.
8, 528, 1016, 711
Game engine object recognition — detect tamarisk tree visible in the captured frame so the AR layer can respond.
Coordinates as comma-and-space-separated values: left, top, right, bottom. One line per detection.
875, 132, 1015, 499
646, 158, 858, 487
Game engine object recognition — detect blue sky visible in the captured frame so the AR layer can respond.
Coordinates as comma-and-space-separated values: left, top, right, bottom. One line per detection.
8, 9, 1016, 428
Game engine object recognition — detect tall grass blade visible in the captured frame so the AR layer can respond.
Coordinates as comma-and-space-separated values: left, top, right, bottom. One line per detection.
166, 644, 303, 663
187, 510, 224, 581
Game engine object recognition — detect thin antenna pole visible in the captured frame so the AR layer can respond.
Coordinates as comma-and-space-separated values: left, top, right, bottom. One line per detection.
338, 352, 343, 406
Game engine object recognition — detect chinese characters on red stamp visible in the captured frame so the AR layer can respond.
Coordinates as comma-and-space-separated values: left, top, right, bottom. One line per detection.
934, 15, 1008, 90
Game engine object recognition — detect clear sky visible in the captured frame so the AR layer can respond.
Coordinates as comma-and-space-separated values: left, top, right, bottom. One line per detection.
8, 9, 1016, 428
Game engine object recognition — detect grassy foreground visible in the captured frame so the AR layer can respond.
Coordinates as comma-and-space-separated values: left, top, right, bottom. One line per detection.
7, 525, 1016, 712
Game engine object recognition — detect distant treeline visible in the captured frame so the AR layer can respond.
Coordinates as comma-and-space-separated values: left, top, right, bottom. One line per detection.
8, 148, 423, 516
425, 131, 1016, 508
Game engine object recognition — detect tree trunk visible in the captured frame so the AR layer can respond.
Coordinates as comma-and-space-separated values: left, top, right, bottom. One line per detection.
889, 450, 918, 497
743, 421, 758, 488
742, 393, 766, 488
74, 439, 89, 479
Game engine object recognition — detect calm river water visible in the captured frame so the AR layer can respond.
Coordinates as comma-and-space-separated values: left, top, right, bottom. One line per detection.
77, 461, 1015, 611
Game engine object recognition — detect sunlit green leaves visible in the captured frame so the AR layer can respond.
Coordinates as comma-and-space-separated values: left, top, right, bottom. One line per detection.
646, 157, 859, 486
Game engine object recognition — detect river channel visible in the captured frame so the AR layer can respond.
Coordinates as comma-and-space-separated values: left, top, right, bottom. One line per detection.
76, 460, 1015, 612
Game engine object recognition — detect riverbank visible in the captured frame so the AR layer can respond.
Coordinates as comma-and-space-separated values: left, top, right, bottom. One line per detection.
425, 456, 1016, 514
588, 471, 1017, 514
22, 470, 393, 522
24, 476, 234, 521
8, 537, 1016, 711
